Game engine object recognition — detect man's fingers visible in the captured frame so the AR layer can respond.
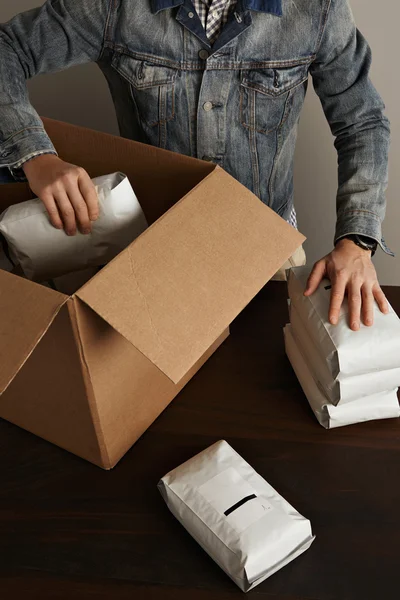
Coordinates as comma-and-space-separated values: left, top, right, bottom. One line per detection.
373, 284, 390, 315
348, 280, 362, 331
67, 185, 92, 234
78, 170, 99, 222
361, 285, 375, 327
41, 193, 63, 230
304, 260, 326, 296
328, 278, 346, 325
54, 190, 77, 236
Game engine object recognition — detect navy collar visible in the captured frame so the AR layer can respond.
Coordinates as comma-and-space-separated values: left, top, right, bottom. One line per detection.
150, 0, 282, 16
242, 0, 282, 15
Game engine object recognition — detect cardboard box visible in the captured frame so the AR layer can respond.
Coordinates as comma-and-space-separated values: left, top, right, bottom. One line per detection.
0, 118, 304, 469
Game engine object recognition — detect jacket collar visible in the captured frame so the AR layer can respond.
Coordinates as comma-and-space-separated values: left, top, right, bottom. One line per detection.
150, 0, 282, 16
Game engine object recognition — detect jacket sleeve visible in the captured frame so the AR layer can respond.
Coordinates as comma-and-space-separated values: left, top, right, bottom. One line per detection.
0, 0, 111, 182
309, 0, 393, 255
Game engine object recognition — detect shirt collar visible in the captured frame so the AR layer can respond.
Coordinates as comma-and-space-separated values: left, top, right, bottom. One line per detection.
150, 0, 282, 16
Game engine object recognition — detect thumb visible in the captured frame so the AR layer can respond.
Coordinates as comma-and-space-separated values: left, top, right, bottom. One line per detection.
304, 260, 327, 296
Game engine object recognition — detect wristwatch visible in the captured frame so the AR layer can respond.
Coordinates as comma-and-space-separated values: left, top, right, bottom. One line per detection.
338, 234, 378, 257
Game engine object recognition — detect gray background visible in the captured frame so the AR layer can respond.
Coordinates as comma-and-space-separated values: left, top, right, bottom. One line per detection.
1, 1, 398, 284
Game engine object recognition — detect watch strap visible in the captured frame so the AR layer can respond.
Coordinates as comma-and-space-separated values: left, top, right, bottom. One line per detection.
339, 234, 378, 256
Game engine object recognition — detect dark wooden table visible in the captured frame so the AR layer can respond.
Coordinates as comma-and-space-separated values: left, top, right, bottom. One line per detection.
1, 282, 399, 600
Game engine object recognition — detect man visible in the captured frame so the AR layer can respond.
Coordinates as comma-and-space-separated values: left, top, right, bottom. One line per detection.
0, 0, 393, 329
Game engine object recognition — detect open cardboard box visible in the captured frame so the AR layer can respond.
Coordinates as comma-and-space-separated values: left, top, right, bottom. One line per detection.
0, 118, 305, 469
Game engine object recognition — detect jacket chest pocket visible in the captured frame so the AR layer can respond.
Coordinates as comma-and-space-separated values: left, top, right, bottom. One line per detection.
240, 63, 309, 134
112, 54, 177, 127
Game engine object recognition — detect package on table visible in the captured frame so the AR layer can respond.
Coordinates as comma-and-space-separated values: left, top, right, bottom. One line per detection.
158, 440, 315, 592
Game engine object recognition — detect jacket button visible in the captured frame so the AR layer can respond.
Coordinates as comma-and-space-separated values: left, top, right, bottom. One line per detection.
188, 12, 194, 18
199, 49, 209, 60
203, 101, 213, 112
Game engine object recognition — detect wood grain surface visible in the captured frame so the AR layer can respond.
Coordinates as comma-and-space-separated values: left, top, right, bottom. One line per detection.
0, 281, 399, 600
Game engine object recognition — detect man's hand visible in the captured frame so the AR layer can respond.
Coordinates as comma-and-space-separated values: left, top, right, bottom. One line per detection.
22, 154, 99, 236
304, 238, 389, 331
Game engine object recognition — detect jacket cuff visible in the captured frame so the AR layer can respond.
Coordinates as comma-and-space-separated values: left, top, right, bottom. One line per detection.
9, 150, 58, 182
335, 209, 394, 257
0, 127, 57, 182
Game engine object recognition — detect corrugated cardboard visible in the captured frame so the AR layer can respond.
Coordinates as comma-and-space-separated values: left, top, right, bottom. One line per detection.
0, 269, 66, 394
0, 118, 305, 468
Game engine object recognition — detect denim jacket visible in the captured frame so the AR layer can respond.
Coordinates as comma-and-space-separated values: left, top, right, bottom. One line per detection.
0, 0, 393, 254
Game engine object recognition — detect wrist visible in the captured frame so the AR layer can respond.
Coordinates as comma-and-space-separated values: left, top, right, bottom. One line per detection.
22, 153, 59, 176
335, 234, 377, 256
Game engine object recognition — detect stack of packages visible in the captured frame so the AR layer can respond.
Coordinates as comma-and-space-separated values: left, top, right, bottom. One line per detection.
284, 266, 400, 429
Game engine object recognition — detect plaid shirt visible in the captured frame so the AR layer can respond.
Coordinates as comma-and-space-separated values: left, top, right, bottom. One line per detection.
191, 0, 298, 229
192, 0, 237, 45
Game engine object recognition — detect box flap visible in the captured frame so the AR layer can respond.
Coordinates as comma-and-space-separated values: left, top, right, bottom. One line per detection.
77, 167, 305, 383
0, 270, 67, 394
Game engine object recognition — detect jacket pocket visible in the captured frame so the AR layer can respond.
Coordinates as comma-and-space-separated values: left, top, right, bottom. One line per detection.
112, 54, 177, 127
240, 63, 309, 134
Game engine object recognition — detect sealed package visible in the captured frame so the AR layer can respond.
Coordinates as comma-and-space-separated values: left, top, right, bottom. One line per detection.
158, 440, 315, 592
